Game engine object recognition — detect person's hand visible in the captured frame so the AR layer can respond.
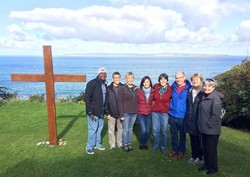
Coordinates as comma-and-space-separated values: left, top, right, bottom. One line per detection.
89, 114, 96, 121
120, 117, 125, 121
107, 115, 111, 120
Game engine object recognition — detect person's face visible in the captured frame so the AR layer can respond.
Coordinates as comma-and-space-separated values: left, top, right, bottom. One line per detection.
203, 83, 215, 94
160, 77, 168, 87
143, 79, 151, 89
175, 73, 185, 86
126, 75, 134, 85
112, 74, 121, 85
192, 77, 202, 87
98, 72, 107, 81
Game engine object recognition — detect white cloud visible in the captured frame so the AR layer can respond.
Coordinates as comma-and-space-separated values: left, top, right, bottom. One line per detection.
233, 20, 250, 42
8, 5, 226, 45
7, 24, 28, 41
2, 0, 250, 55
111, 0, 250, 29
9, 6, 186, 43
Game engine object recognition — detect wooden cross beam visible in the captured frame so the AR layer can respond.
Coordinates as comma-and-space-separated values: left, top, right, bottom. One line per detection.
11, 46, 86, 145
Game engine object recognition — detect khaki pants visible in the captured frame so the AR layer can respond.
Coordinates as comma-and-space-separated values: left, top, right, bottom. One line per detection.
108, 117, 123, 147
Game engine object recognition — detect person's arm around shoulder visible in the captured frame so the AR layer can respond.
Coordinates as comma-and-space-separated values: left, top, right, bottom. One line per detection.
117, 85, 125, 121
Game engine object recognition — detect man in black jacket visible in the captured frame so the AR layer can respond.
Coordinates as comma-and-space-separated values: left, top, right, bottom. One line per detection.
106, 72, 123, 150
85, 67, 107, 154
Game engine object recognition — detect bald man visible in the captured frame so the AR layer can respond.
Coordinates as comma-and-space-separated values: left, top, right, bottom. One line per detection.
168, 71, 192, 159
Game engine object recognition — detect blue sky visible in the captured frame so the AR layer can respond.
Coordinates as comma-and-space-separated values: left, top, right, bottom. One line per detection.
1, 0, 250, 56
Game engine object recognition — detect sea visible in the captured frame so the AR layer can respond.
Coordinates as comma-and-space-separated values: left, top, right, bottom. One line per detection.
0, 55, 244, 99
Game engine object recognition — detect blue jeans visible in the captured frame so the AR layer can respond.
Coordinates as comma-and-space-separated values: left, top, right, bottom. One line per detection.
152, 112, 169, 150
86, 115, 104, 150
122, 113, 137, 145
137, 114, 151, 145
169, 115, 186, 153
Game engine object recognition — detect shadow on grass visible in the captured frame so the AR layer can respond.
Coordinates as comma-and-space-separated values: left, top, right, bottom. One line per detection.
1, 134, 249, 177
0, 157, 88, 177
57, 111, 84, 139
0, 152, 193, 177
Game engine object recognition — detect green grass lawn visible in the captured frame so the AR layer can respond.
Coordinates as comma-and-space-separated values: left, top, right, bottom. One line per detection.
0, 101, 249, 177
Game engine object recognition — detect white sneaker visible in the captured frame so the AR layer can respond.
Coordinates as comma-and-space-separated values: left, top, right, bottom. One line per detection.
193, 158, 203, 165
110, 145, 115, 150
86, 149, 94, 155
188, 158, 194, 164
94, 145, 105, 150
118, 144, 123, 148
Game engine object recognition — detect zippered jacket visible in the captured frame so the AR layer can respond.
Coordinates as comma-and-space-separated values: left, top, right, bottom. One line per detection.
169, 80, 192, 119
197, 90, 224, 135
117, 84, 138, 117
137, 88, 154, 115
152, 83, 172, 113
84, 77, 107, 117
184, 87, 203, 135
106, 82, 123, 118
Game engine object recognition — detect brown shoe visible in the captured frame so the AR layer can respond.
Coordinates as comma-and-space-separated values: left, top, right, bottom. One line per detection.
177, 152, 185, 159
168, 151, 178, 157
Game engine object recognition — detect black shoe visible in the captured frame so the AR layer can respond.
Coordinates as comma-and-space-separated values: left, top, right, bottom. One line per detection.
128, 144, 133, 151
139, 145, 144, 150
160, 148, 167, 154
206, 170, 218, 175
123, 145, 129, 152
198, 166, 207, 171
144, 144, 149, 149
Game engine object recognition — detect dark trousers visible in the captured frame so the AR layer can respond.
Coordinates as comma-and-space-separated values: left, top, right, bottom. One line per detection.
169, 115, 186, 153
201, 133, 220, 173
189, 134, 203, 160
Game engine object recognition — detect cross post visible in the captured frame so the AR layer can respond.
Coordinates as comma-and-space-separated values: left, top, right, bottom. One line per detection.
11, 46, 86, 145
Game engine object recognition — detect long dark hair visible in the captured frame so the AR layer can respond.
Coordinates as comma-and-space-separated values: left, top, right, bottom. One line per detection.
140, 76, 153, 89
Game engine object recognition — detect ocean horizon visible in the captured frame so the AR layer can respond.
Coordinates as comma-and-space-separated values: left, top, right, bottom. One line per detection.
0, 55, 244, 99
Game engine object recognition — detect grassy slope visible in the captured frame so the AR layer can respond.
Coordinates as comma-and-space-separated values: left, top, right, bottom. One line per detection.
0, 102, 249, 177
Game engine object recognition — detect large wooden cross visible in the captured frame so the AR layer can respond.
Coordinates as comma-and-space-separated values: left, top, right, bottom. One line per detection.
11, 46, 86, 145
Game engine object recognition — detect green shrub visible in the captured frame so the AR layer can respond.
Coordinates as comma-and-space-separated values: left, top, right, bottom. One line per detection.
0, 87, 18, 105
73, 91, 85, 102
215, 59, 250, 129
28, 94, 45, 102
56, 91, 85, 103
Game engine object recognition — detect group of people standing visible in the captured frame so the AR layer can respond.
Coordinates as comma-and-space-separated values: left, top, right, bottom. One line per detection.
84, 67, 224, 175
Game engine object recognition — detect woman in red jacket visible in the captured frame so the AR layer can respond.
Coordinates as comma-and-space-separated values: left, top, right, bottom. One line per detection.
137, 76, 154, 150
151, 73, 172, 153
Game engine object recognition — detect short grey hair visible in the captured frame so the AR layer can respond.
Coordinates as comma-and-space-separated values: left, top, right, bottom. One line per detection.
203, 78, 217, 88
126, 72, 135, 79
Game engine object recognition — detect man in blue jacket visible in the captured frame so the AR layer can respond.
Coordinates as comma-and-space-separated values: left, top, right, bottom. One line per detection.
168, 71, 191, 159
85, 67, 107, 154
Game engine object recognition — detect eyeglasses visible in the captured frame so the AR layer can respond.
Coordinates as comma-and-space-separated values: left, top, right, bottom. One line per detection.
175, 76, 184, 79
205, 78, 215, 82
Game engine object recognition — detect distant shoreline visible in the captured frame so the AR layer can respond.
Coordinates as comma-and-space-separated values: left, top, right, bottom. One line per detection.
0, 53, 242, 58
1, 55, 243, 99
63, 53, 231, 57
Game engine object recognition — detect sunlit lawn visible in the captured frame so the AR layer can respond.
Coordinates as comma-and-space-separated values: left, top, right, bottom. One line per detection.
0, 101, 249, 177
